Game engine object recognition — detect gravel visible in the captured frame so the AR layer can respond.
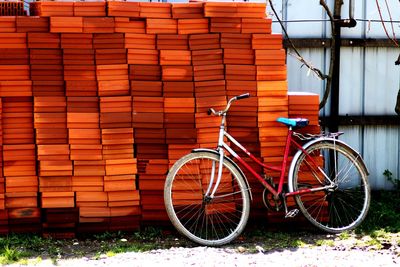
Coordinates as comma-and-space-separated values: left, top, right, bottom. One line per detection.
8, 245, 400, 267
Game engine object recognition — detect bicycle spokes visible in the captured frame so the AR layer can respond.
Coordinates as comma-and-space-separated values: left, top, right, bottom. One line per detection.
165, 152, 250, 246
292, 141, 369, 233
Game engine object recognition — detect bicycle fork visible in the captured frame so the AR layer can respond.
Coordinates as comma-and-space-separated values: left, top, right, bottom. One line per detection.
204, 115, 227, 200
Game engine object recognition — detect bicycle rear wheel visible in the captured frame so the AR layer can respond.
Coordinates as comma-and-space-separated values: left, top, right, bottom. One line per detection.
290, 140, 370, 233
164, 151, 250, 246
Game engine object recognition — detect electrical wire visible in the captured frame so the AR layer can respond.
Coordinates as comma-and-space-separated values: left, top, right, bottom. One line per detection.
375, 0, 399, 48
384, 0, 398, 47
267, 0, 329, 81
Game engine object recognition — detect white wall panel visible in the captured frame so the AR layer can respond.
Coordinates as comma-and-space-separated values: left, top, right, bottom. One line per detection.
363, 126, 400, 190
364, 47, 400, 115
339, 47, 364, 115
284, 0, 330, 38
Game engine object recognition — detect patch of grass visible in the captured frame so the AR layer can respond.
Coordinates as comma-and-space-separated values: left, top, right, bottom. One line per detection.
338, 231, 351, 240
358, 191, 400, 234
0, 246, 23, 264
237, 227, 313, 252
315, 239, 335, 247
0, 228, 173, 265
357, 170, 400, 234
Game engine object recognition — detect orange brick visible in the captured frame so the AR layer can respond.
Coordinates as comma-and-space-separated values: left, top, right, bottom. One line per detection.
99, 96, 131, 113
0, 33, 26, 48
83, 17, 114, 33
127, 49, 158, 65
16, 17, 49, 33
50, 17, 83, 33
0, 17, 16, 32
74, 2, 106, 17
31, 2, 74, 17
114, 17, 145, 33
125, 33, 155, 49
157, 34, 188, 50
177, 18, 209, 34
172, 3, 204, 19
105, 159, 137, 176
147, 18, 177, 34
139, 2, 172, 19
41, 192, 75, 208
160, 50, 191, 66
162, 65, 193, 81
98, 80, 130, 97
107, 1, 140, 17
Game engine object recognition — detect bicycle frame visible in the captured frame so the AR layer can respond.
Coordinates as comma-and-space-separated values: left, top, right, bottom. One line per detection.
205, 113, 335, 200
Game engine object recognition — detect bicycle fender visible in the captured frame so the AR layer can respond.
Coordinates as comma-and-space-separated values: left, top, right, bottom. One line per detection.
192, 148, 253, 201
287, 137, 369, 193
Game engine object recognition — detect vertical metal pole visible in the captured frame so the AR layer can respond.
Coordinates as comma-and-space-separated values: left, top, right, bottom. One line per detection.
329, 0, 343, 133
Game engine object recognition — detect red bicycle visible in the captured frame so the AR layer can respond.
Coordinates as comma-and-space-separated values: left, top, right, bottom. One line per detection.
164, 93, 370, 246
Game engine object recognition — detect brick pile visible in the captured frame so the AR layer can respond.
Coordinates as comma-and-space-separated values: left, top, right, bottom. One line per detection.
0, 1, 320, 235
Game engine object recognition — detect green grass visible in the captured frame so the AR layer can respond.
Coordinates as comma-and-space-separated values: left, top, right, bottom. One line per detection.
0, 227, 177, 265
357, 190, 400, 234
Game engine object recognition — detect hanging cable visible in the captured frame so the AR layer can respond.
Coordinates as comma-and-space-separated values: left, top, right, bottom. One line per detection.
384, 0, 398, 46
375, 0, 399, 48
267, 0, 329, 80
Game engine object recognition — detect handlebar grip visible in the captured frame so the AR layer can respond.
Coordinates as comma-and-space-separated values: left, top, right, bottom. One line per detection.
236, 93, 250, 100
207, 108, 213, 115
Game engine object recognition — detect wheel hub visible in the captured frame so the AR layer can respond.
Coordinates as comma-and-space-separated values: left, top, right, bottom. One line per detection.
203, 195, 212, 203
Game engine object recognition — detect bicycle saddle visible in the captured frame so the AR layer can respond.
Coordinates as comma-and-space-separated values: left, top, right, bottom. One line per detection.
276, 117, 309, 129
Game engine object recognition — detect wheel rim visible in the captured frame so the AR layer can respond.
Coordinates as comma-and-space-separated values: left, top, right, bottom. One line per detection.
294, 143, 369, 232
166, 154, 249, 245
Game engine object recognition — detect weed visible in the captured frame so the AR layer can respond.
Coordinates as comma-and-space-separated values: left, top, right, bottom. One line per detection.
365, 238, 383, 250
134, 227, 163, 240
383, 169, 400, 191
338, 231, 351, 240
0, 246, 23, 264
291, 239, 307, 248
358, 186, 400, 234
315, 239, 335, 247
18, 258, 28, 265
93, 231, 124, 241
106, 251, 116, 257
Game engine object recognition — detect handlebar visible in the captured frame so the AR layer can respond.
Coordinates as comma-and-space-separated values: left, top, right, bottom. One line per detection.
208, 93, 250, 116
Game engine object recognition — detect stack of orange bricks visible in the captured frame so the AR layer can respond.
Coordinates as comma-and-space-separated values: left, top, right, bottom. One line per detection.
0, 1, 320, 235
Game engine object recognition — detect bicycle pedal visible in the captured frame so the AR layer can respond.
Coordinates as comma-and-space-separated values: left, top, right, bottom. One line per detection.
285, 209, 299, 218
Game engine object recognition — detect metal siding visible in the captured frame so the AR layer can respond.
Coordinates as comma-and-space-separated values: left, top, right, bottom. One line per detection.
339, 47, 364, 115
363, 126, 400, 190
364, 47, 400, 115
284, 0, 330, 38
282, 1, 400, 189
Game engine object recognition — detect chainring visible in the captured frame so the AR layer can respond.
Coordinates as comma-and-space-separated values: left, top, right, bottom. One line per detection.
262, 187, 284, 211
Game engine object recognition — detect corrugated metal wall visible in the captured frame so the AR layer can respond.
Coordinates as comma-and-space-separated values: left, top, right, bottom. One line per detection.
268, 0, 400, 189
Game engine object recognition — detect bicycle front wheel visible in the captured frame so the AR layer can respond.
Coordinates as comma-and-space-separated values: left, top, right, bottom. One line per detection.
290, 140, 370, 233
164, 151, 250, 246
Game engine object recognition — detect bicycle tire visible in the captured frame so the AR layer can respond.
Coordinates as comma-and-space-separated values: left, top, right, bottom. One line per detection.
290, 140, 370, 233
164, 151, 251, 246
